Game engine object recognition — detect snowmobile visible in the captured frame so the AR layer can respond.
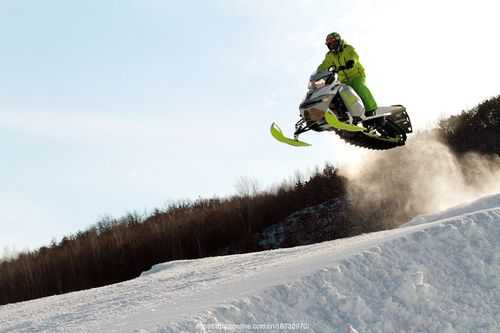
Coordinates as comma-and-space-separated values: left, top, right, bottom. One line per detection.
270, 68, 412, 150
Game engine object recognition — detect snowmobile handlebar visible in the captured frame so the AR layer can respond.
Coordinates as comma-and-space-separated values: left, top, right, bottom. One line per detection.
308, 70, 336, 89
309, 60, 354, 85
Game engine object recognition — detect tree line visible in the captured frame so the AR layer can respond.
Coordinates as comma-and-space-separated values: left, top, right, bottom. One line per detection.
0, 164, 347, 305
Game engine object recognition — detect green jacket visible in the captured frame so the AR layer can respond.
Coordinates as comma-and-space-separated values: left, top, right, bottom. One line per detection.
317, 43, 365, 83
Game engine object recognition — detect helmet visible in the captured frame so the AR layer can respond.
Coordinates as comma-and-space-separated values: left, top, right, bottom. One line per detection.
325, 32, 342, 52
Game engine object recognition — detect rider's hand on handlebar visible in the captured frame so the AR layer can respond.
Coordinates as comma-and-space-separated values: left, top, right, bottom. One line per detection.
309, 79, 326, 89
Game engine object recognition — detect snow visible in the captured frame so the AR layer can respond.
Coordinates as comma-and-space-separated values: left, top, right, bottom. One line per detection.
1, 194, 500, 333
403, 193, 500, 227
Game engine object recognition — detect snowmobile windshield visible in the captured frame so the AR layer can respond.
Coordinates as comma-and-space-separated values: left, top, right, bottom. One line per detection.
310, 70, 333, 82
308, 71, 335, 90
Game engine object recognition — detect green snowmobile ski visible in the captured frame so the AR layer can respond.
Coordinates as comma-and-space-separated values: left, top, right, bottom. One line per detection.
270, 123, 311, 147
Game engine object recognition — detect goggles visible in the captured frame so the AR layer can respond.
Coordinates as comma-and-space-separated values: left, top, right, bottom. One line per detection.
325, 36, 338, 49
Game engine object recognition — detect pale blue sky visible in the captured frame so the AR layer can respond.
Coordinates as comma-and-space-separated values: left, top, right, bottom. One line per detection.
2, 0, 500, 251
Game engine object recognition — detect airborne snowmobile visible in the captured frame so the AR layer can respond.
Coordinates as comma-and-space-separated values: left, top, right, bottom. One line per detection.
271, 68, 412, 150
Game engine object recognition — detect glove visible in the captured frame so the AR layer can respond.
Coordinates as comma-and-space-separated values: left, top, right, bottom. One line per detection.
337, 60, 355, 71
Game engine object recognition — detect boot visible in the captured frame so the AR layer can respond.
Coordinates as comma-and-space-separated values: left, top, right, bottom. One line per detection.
365, 109, 376, 118
363, 109, 377, 128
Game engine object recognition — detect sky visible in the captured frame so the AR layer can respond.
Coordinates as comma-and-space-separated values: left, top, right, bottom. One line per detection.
1, 0, 500, 252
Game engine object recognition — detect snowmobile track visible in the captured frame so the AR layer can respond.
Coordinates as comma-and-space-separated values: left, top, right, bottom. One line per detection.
334, 129, 405, 150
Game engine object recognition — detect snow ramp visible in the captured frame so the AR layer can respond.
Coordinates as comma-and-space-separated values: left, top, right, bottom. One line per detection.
1, 194, 499, 333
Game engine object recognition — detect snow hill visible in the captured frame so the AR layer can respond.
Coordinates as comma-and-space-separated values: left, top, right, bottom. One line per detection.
1, 194, 500, 333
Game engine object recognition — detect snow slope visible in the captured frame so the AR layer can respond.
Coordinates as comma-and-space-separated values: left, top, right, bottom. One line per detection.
1, 194, 500, 333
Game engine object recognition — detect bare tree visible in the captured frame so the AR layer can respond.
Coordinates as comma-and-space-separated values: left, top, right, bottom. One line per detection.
234, 176, 260, 197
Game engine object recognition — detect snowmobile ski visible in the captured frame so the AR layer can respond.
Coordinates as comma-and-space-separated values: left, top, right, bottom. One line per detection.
324, 111, 365, 132
270, 123, 311, 147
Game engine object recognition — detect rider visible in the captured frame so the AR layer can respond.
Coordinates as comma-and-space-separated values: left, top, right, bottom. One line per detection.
316, 32, 377, 117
